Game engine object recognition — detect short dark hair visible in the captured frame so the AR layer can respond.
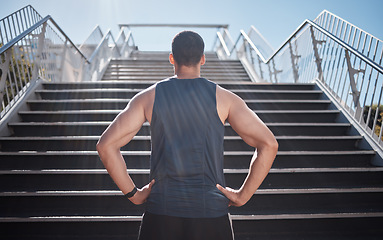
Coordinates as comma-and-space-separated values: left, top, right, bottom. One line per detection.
171, 31, 205, 66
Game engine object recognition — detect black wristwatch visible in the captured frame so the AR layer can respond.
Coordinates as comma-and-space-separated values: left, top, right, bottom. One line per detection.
125, 186, 138, 198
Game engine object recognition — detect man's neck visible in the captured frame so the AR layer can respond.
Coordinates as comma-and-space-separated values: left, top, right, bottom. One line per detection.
174, 64, 201, 79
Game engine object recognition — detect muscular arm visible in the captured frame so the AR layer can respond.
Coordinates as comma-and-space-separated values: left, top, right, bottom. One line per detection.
96, 87, 155, 205
216, 86, 278, 206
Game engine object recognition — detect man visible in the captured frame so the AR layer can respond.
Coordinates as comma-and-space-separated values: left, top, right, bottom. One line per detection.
96, 31, 278, 240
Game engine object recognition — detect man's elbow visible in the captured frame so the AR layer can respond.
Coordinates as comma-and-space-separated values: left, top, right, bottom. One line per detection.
270, 138, 279, 152
264, 137, 278, 155
96, 139, 107, 157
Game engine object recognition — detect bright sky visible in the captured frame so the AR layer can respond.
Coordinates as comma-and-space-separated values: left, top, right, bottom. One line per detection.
1, 0, 382, 51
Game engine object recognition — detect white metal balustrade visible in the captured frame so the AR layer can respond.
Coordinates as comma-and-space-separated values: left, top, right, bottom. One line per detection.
215, 10, 383, 164
0, 5, 43, 47
0, 5, 135, 119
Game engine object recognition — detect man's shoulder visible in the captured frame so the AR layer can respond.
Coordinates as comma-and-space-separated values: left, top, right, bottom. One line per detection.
216, 84, 234, 97
132, 83, 156, 105
216, 84, 244, 109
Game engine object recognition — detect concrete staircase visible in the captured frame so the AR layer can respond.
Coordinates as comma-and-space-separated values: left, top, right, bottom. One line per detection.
1, 51, 383, 239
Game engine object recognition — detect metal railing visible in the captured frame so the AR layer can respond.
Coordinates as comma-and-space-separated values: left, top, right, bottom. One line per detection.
0, 14, 88, 118
0, 5, 136, 119
215, 28, 235, 60
0, 5, 43, 47
79, 25, 104, 59
81, 26, 134, 81
215, 10, 383, 162
314, 10, 382, 68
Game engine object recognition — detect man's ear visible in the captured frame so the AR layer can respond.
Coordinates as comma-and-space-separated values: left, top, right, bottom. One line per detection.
169, 53, 175, 65
200, 54, 206, 65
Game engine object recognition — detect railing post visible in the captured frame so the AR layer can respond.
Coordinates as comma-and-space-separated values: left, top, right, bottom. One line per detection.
267, 62, 273, 82
0, 49, 12, 103
344, 49, 364, 118
257, 55, 264, 80
32, 22, 47, 80
289, 41, 301, 83
59, 39, 68, 82
309, 26, 325, 81
247, 40, 256, 66
271, 59, 282, 83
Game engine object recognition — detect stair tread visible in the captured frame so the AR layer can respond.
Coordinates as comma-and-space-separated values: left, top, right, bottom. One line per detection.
42, 81, 315, 86
231, 212, 383, 220
0, 135, 361, 140
2, 212, 383, 223
1, 167, 382, 175
0, 150, 374, 156
27, 99, 330, 103
18, 110, 340, 114
103, 73, 249, 77
2, 187, 383, 196
35, 89, 321, 93
9, 122, 350, 127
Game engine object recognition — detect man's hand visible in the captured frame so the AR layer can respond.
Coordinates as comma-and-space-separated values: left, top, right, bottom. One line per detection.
216, 184, 247, 207
128, 179, 155, 205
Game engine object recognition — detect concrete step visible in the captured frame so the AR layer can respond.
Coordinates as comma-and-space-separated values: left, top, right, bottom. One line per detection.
1, 188, 382, 217
109, 59, 243, 66
103, 69, 248, 76
0, 168, 382, 192
26, 99, 332, 111
0, 150, 375, 170
33, 89, 324, 100
36, 88, 323, 100
103, 68, 249, 74
41, 81, 317, 91
1, 213, 383, 240
0, 135, 363, 152
9, 122, 351, 136
18, 110, 340, 123
101, 75, 252, 81
102, 71, 249, 77
232, 213, 383, 239
127, 51, 218, 60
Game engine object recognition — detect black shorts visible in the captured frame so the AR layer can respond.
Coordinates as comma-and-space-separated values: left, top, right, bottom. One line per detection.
138, 211, 234, 240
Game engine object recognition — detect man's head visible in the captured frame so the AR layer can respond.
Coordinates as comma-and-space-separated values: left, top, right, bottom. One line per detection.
171, 31, 205, 66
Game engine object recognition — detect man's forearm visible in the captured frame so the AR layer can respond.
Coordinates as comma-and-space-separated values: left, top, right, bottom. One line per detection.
239, 144, 277, 204
97, 147, 135, 194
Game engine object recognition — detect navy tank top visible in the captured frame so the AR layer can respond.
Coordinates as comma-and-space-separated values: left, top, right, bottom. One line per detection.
146, 77, 229, 218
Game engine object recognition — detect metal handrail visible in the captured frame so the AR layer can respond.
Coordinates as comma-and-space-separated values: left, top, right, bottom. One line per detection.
89, 29, 116, 62
249, 26, 274, 55
79, 25, 104, 52
239, 29, 268, 63
237, 20, 383, 75
216, 32, 230, 57
118, 28, 136, 59
0, 15, 89, 62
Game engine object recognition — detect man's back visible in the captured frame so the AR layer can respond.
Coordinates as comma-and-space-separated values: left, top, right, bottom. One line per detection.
147, 77, 228, 218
